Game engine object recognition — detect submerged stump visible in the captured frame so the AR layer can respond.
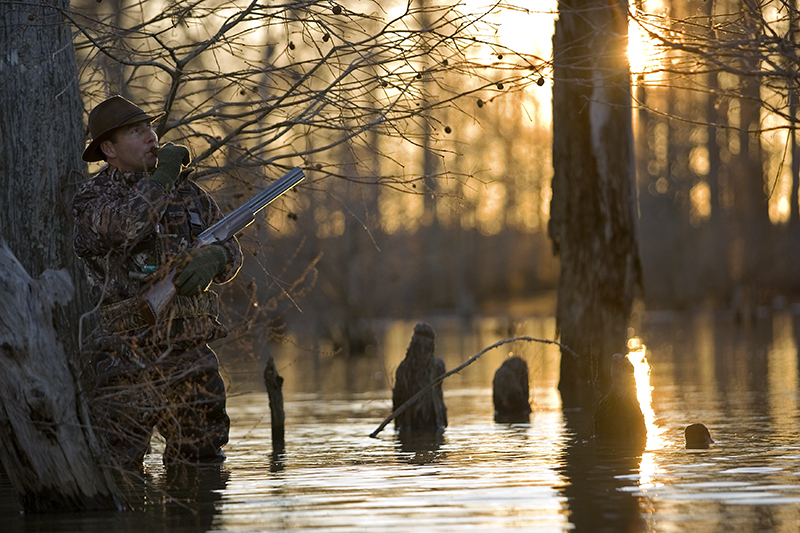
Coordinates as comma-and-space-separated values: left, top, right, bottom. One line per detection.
593, 353, 646, 447
263, 354, 285, 454
392, 322, 447, 433
492, 356, 532, 423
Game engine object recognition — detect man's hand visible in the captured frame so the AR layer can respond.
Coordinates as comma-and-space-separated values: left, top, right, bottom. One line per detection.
151, 143, 190, 190
174, 245, 229, 297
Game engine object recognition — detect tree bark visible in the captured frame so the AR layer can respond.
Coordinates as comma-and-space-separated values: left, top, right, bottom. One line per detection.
0, 2, 121, 512
0, 0, 92, 358
550, 0, 641, 405
0, 242, 123, 512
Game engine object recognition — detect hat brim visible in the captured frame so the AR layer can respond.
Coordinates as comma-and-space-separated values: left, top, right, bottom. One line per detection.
82, 111, 166, 162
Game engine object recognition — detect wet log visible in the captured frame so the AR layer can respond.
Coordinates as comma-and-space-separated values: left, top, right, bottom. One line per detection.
391, 322, 447, 432
492, 356, 532, 423
0, 240, 122, 512
262, 354, 285, 454
593, 354, 646, 447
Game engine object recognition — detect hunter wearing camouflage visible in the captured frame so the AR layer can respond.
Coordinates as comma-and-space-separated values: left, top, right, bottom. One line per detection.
72, 96, 243, 469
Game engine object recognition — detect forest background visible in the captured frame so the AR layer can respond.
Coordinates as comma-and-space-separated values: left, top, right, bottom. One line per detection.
124, 0, 800, 355
6, 0, 800, 374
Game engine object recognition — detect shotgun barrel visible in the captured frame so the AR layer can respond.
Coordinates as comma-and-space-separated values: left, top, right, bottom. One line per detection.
138, 166, 305, 324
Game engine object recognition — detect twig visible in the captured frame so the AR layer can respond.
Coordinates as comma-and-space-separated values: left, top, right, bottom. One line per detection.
369, 336, 577, 438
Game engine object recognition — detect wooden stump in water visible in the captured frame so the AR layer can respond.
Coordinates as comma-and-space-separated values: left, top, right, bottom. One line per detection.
0, 240, 122, 512
392, 322, 447, 432
492, 356, 532, 423
263, 354, 285, 454
593, 353, 646, 447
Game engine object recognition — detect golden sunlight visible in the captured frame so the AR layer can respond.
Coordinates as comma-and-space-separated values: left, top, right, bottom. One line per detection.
637, 451, 661, 488
626, 338, 664, 450
627, 2, 666, 76
476, 181, 507, 236
627, 338, 665, 488
627, 21, 648, 74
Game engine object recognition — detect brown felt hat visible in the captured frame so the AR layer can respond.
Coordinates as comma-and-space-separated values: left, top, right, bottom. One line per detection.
82, 95, 165, 162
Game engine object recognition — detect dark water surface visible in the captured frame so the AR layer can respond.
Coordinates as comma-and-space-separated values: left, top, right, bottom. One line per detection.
5, 311, 800, 532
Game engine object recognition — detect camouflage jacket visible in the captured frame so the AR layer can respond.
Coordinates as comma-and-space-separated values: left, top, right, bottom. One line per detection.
73, 166, 242, 342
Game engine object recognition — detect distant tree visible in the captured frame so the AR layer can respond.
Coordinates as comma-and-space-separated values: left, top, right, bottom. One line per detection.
632, 0, 800, 303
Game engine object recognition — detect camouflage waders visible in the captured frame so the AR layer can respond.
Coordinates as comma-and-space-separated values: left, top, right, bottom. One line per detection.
73, 166, 242, 469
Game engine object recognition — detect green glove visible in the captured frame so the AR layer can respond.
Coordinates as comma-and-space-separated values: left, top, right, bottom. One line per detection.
151, 143, 190, 190
174, 245, 229, 297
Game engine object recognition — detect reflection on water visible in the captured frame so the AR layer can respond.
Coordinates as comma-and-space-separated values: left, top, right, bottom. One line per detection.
628, 338, 665, 450
5, 312, 800, 531
627, 339, 667, 490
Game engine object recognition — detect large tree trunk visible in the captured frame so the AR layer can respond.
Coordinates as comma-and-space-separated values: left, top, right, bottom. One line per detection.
0, 0, 92, 357
549, 0, 641, 405
0, 1, 121, 511
0, 242, 122, 512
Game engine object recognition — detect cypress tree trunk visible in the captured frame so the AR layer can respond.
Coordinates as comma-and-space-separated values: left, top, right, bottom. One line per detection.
0, 0, 92, 356
549, 0, 641, 405
0, 1, 121, 512
0, 242, 123, 512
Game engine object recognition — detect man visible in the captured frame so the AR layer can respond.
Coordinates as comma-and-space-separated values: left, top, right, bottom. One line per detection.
72, 95, 243, 469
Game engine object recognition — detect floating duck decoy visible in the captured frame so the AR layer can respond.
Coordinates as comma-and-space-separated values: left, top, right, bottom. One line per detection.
684, 423, 714, 449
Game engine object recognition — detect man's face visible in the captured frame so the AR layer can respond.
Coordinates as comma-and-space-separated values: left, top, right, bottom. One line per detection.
101, 120, 159, 172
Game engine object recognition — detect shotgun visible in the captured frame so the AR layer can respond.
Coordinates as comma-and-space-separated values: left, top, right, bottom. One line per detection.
139, 166, 305, 325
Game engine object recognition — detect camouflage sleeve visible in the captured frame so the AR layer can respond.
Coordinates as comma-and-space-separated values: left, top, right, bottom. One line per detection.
73, 175, 170, 258
185, 181, 243, 284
